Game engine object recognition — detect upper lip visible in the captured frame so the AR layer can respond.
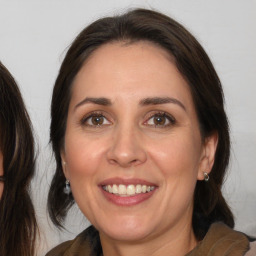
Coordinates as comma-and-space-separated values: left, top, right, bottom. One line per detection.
99, 177, 157, 187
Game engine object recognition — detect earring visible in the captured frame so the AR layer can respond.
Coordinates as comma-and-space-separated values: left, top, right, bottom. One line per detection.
204, 172, 209, 182
63, 180, 71, 194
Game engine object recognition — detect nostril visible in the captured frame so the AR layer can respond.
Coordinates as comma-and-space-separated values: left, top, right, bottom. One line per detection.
108, 157, 145, 168
109, 159, 118, 165
106, 131, 147, 167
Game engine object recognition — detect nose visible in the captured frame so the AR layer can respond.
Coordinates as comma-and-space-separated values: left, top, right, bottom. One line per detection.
107, 125, 147, 168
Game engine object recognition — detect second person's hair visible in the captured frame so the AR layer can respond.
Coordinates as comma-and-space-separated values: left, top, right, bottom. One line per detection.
0, 61, 37, 256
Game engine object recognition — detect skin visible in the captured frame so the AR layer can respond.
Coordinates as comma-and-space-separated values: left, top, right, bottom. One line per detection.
0, 152, 3, 198
61, 42, 218, 256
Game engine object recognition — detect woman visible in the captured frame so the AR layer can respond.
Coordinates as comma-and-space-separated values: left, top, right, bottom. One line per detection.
0, 62, 37, 256
47, 9, 255, 256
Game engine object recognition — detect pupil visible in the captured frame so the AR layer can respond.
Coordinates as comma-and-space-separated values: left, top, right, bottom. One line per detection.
154, 116, 165, 125
92, 116, 103, 125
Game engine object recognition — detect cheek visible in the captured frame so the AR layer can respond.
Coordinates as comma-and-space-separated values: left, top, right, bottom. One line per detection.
64, 134, 107, 177
145, 135, 201, 224
147, 132, 202, 210
148, 134, 201, 178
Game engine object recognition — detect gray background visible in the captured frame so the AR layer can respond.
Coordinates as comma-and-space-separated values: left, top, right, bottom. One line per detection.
0, 0, 255, 255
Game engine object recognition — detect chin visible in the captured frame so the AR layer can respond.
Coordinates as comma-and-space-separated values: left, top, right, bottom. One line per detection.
104, 227, 150, 242
97, 218, 152, 242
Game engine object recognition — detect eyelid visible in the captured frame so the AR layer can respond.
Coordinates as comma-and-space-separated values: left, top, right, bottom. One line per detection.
80, 111, 112, 126
143, 111, 176, 127
79, 110, 176, 128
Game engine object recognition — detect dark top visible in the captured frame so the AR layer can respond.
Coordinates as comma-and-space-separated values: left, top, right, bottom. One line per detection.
46, 222, 254, 256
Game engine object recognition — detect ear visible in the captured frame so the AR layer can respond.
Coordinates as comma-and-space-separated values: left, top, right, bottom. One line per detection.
197, 132, 218, 180
60, 150, 70, 180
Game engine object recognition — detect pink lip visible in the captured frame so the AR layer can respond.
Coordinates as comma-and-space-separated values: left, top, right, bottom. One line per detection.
99, 177, 158, 206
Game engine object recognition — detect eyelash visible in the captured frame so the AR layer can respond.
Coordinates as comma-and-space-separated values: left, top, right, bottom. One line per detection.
80, 111, 176, 128
144, 111, 176, 128
80, 111, 111, 127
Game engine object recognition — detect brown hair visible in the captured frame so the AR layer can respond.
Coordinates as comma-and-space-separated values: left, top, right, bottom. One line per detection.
0, 61, 37, 256
48, 8, 233, 240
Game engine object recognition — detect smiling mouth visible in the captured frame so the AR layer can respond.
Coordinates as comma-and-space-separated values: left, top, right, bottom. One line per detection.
102, 184, 156, 196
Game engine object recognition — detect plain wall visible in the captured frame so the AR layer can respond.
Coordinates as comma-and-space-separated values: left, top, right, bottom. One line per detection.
0, 0, 255, 255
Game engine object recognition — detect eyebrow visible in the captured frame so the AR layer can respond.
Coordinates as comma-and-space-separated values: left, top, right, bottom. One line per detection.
75, 97, 112, 109
74, 96, 186, 111
139, 97, 186, 111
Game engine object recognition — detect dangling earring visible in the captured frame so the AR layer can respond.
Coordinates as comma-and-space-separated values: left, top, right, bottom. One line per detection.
63, 180, 71, 194
204, 172, 209, 182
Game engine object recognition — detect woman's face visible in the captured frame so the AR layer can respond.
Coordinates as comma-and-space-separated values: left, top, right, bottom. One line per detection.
62, 42, 217, 242
0, 151, 3, 198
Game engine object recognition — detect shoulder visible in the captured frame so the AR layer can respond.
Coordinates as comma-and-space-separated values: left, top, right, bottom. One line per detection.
45, 240, 75, 256
187, 222, 251, 256
208, 222, 251, 255
45, 226, 98, 256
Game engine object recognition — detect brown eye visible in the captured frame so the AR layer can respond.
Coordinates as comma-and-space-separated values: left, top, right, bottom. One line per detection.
153, 115, 166, 125
81, 113, 111, 127
91, 116, 104, 125
145, 112, 175, 127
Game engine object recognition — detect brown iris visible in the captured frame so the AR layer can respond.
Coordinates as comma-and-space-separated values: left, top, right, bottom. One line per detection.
153, 115, 167, 125
91, 116, 104, 125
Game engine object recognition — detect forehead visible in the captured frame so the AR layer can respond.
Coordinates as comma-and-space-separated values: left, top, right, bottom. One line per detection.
71, 41, 194, 107
77, 41, 174, 79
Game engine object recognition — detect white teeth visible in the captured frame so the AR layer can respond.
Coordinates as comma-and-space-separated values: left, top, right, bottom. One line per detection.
112, 184, 118, 194
127, 185, 135, 195
103, 184, 155, 196
135, 184, 142, 194
107, 185, 112, 193
119, 184, 126, 195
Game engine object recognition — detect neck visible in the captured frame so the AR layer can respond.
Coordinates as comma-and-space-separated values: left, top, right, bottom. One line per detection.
99, 221, 197, 256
